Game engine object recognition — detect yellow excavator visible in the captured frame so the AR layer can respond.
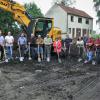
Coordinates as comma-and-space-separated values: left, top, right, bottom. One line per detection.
0, 0, 61, 41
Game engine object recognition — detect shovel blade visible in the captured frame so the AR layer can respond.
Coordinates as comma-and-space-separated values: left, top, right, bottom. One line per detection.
29, 57, 32, 60
20, 57, 23, 62
58, 58, 62, 63
5, 59, 8, 63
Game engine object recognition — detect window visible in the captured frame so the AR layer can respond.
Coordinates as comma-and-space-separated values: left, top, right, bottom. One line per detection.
71, 16, 74, 22
90, 29, 92, 34
76, 28, 81, 37
86, 19, 89, 24
78, 17, 82, 23
36, 21, 44, 31
82, 29, 87, 36
69, 28, 71, 34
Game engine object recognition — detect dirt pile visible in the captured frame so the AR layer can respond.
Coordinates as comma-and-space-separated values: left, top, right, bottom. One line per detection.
0, 60, 99, 100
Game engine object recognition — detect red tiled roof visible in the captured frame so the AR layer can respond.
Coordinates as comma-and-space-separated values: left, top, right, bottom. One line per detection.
58, 4, 93, 19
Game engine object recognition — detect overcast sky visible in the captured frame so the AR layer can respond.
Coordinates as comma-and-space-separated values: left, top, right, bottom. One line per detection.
15, 0, 97, 30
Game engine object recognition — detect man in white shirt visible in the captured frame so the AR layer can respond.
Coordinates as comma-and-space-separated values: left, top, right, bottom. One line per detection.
0, 30, 5, 61
5, 31, 14, 59
76, 37, 84, 62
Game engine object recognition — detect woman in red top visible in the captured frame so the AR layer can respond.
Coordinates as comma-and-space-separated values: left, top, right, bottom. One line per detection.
53, 37, 62, 63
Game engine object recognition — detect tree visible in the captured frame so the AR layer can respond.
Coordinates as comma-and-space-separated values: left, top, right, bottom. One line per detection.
93, 0, 100, 28
0, 9, 20, 35
24, 3, 43, 18
53, 0, 76, 6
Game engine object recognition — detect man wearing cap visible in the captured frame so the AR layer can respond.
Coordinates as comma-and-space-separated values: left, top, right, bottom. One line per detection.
0, 30, 5, 61
64, 35, 72, 57
18, 33, 27, 60
44, 34, 52, 62
84, 37, 95, 64
36, 35, 44, 62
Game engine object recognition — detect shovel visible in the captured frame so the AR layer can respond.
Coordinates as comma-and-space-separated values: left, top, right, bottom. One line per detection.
56, 44, 61, 63
18, 44, 23, 62
28, 42, 32, 60
57, 51, 61, 63
38, 44, 41, 62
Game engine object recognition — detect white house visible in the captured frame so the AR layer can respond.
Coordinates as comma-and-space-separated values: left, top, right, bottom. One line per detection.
45, 4, 93, 39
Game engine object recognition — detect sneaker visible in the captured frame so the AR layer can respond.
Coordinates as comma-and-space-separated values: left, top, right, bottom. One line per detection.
92, 61, 96, 65
84, 60, 88, 64
78, 58, 82, 62
38, 58, 41, 62
5, 59, 8, 63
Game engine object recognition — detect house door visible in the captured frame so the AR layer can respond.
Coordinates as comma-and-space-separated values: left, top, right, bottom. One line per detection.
82, 29, 86, 36
76, 28, 81, 38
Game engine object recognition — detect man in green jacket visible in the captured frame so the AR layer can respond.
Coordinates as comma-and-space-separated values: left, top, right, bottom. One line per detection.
44, 34, 52, 62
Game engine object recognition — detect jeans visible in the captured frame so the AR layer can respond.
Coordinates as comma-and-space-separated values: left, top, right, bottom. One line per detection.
96, 48, 100, 64
0, 45, 4, 60
30, 47, 37, 59
20, 45, 26, 57
6, 46, 13, 59
87, 51, 93, 61
36, 47, 43, 54
44, 45, 51, 59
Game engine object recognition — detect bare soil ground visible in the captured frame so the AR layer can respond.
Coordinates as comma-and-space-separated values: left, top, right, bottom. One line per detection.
0, 58, 100, 100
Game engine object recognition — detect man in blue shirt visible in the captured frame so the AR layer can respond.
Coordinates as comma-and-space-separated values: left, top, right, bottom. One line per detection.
64, 35, 72, 57
18, 33, 27, 59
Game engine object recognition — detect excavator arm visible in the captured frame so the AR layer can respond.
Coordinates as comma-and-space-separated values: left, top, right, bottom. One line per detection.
0, 0, 34, 36
0, 0, 31, 26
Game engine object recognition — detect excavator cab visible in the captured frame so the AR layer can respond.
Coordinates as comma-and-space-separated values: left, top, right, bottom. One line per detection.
26, 17, 62, 41
33, 18, 53, 38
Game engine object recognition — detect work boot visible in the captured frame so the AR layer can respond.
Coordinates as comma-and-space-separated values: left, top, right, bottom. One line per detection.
84, 60, 88, 64
38, 58, 41, 62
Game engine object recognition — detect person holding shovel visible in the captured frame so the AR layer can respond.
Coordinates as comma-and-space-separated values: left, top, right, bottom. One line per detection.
36, 35, 44, 62
84, 37, 95, 64
5, 31, 14, 60
0, 30, 5, 61
44, 34, 52, 62
53, 37, 62, 63
76, 37, 84, 62
64, 35, 72, 58
30, 34, 37, 60
18, 33, 27, 61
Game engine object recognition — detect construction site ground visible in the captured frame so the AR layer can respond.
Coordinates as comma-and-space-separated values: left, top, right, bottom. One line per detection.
0, 58, 100, 100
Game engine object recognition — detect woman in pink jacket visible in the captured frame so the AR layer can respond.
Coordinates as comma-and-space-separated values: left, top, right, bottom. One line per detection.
53, 37, 62, 63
